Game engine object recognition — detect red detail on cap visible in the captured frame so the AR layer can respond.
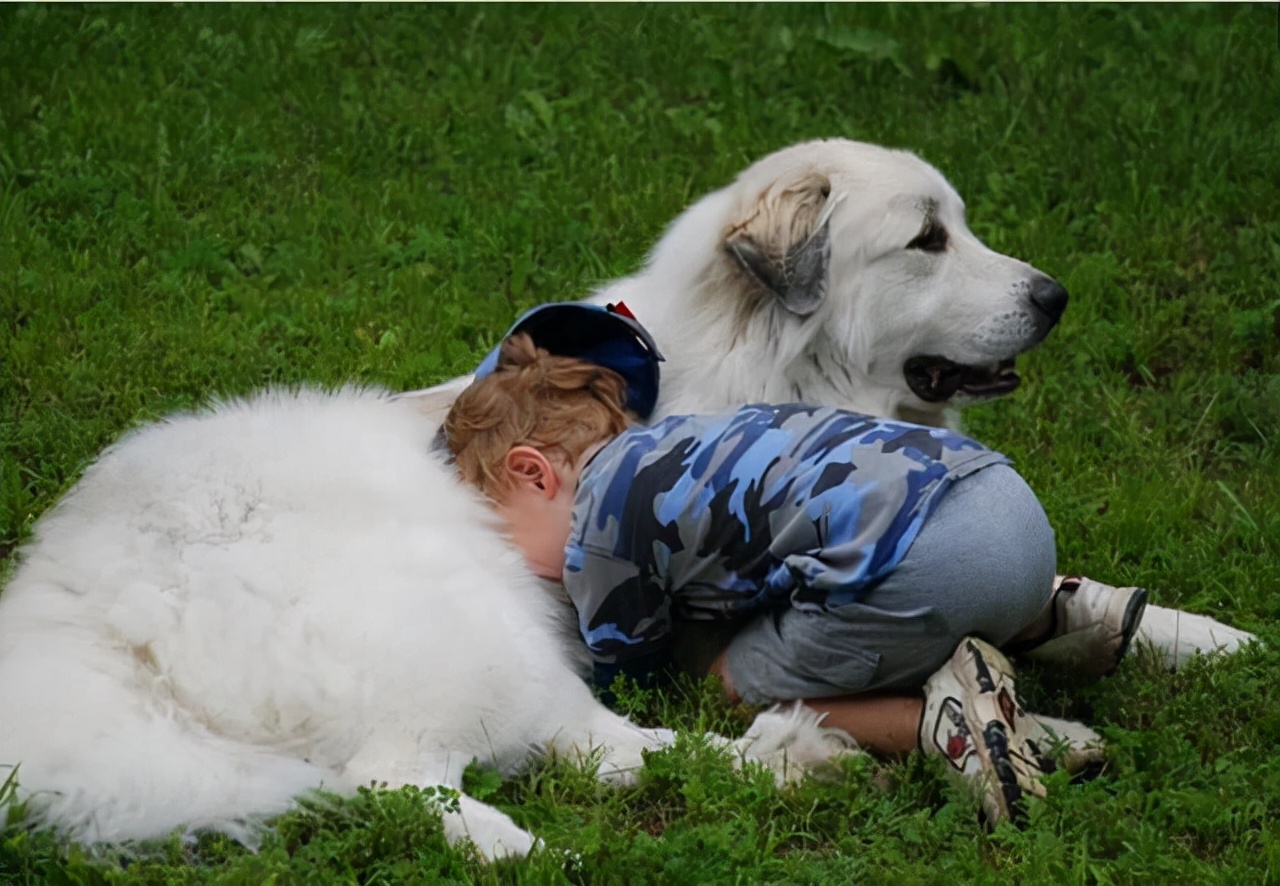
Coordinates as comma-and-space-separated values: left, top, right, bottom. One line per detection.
608, 302, 637, 320
947, 733, 968, 760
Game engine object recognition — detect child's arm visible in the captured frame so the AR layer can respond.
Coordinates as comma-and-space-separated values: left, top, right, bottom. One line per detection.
565, 547, 675, 696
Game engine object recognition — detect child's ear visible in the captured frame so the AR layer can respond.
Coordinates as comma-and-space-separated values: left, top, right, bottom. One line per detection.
504, 446, 561, 498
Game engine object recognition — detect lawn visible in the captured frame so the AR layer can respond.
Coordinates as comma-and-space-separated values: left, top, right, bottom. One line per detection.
1, 4, 1277, 884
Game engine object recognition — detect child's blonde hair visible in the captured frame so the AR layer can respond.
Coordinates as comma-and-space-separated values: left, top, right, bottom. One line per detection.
444, 333, 631, 499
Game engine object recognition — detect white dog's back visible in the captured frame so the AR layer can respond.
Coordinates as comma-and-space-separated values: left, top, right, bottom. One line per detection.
0, 388, 647, 848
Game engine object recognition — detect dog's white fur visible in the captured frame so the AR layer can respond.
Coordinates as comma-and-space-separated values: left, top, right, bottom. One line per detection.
0, 389, 661, 856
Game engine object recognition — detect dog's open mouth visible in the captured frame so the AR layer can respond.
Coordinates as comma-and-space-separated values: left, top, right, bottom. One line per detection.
903, 356, 1021, 403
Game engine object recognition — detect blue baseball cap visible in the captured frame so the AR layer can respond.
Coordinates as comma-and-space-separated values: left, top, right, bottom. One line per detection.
474, 302, 664, 419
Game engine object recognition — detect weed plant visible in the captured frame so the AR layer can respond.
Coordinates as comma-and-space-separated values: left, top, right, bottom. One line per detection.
1, 5, 1277, 885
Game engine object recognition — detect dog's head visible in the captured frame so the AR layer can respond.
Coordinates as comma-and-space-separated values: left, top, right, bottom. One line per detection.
719, 139, 1066, 422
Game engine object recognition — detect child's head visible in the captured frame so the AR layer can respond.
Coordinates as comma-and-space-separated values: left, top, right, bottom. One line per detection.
445, 332, 631, 501
446, 332, 632, 580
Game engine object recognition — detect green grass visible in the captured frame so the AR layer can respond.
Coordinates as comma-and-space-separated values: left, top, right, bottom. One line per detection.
2, 4, 1277, 884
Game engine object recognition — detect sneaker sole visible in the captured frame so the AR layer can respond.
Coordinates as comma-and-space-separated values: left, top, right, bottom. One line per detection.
980, 720, 1024, 824
1111, 586, 1150, 673
926, 687, 1024, 824
959, 638, 1035, 825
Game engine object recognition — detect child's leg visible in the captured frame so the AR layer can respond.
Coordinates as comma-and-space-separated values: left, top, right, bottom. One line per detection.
698, 465, 1102, 823
798, 693, 924, 756
709, 464, 1054, 706
709, 652, 924, 757
712, 649, 1101, 767
717, 636, 1103, 826
709, 649, 922, 754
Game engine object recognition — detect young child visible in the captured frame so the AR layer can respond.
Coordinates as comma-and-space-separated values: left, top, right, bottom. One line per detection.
444, 324, 1146, 824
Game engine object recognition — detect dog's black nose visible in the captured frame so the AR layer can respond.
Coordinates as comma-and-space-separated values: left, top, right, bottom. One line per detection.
1029, 276, 1069, 322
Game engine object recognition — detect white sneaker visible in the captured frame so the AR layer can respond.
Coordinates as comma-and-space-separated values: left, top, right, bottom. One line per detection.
920, 637, 1051, 825
1023, 576, 1148, 678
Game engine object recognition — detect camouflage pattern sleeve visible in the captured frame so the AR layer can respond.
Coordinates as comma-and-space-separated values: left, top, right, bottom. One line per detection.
564, 543, 673, 688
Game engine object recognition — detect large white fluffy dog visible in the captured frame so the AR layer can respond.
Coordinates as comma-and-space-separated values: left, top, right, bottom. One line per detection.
408, 137, 1255, 668
591, 138, 1255, 667
0, 388, 851, 856
0, 390, 666, 856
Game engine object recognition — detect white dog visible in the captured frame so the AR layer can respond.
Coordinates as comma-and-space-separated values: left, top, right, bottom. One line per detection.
591, 138, 1066, 427
592, 138, 1256, 667
408, 137, 1255, 668
0, 388, 849, 858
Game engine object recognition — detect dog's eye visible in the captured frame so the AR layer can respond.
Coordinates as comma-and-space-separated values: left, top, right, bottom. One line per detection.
907, 221, 948, 253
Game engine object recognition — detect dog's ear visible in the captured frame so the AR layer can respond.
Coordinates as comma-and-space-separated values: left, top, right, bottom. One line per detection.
724, 172, 838, 317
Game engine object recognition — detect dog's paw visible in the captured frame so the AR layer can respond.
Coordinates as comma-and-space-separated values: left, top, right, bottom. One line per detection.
1137, 605, 1258, 670
445, 795, 540, 861
727, 703, 861, 785
594, 758, 642, 786
647, 727, 678, 748
588, 725, 676, 786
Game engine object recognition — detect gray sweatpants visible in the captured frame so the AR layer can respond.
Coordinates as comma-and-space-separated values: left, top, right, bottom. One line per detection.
671, 464, 1056, 705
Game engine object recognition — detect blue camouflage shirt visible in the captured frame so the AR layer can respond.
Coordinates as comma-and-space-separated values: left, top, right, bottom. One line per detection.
563, 404, 1010, 690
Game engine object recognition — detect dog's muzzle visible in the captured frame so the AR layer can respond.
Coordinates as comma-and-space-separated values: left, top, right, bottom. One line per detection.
904, 275, 1067, 403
